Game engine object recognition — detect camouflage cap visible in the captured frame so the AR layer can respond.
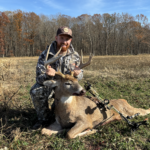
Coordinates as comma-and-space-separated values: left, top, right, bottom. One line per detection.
56, 26, 72, 38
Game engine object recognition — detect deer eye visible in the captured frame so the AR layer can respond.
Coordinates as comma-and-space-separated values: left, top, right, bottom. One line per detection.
65, 82, 71, 85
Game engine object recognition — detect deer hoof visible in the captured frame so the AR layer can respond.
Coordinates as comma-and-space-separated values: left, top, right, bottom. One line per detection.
41, 128, 52, 136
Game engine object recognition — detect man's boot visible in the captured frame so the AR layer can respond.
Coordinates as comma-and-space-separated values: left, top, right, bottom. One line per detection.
31, 120, 51, 130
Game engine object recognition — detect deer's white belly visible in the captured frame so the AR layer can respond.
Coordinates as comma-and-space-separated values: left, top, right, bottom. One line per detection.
60, 96, 73, 104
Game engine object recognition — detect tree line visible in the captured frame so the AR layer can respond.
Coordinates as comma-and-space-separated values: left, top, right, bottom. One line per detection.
0, 10, 150, 57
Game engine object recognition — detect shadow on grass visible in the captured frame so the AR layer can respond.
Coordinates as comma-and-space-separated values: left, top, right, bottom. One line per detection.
0, 105, 55, 141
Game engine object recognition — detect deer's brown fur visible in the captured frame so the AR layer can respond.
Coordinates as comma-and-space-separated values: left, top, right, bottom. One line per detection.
41, 75, 150, 139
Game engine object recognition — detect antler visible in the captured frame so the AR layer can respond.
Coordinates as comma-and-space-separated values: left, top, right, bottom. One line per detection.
44, 47, 67, 79
55, 70, 66, 78
44, 47, 62, 69
78, 50, 93, 69
70, 71, 74, 77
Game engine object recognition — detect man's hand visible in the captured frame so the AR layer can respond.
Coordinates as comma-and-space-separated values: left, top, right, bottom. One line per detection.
46, 65, 55, 76
74, 66, 81, 77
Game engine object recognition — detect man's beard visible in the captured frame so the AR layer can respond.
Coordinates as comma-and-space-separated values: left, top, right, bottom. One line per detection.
57, 43, 70, 52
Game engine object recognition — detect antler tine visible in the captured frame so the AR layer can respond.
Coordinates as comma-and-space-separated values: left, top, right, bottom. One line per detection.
78, 50, 93, 69
55, 69, 65, 78
70, 71, 74, 77
55, 46, 62, 57
80, 49, 83, 65
44, 47, 62, 69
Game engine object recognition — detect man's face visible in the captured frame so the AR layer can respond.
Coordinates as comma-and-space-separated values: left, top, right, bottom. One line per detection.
55, 35, 72, 52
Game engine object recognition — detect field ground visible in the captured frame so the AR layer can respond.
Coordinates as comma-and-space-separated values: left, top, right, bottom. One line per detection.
0, 55, 150, 149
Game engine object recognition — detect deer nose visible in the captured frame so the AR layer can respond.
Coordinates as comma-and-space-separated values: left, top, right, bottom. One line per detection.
80, 89, 86, 95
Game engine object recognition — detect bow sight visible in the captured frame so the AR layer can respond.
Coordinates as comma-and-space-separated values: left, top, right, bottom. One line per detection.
84, 82, 149, 132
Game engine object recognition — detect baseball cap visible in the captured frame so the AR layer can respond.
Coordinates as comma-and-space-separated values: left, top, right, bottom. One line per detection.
56, 26, 72, 38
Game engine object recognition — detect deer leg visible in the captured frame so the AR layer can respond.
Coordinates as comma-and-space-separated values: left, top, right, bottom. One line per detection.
111, 99, 150, 117
41, 121, 65, 136
74, 129, 98, 138
128, 108, 150, 117
66, 121, 92, 139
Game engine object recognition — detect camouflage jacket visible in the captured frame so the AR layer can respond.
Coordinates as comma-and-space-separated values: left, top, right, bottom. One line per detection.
36, 41, 83, 85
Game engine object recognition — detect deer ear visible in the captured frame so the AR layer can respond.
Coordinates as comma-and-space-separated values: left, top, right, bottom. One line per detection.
43, 80, 58, 88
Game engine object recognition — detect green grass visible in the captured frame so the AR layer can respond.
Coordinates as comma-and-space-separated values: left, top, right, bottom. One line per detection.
0, 76, 150, 150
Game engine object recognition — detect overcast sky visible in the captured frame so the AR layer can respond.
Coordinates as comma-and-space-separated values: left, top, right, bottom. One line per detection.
0, 0, 150, 21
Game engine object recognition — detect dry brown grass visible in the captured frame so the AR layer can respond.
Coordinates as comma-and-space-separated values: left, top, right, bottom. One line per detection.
1, 54, 150, 109
83, 55, 150, 79
1, 54, 150, 93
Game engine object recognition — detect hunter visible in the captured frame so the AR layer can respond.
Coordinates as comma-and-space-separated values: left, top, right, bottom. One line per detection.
30, 26, 83, 129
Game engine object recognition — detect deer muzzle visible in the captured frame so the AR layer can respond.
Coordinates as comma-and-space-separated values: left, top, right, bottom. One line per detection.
73, 89, 86, 96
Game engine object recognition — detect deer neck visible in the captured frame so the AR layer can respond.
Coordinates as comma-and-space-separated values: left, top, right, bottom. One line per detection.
60, 96, 74, 104
55, 94, 75, 105
54, 88, 76, 105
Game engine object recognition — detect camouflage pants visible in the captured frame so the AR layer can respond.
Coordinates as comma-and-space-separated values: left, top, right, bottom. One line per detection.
30, 83, 54, 121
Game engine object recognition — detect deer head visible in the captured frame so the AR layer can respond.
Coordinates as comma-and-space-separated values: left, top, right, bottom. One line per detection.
44, 49, 93, 97
44, 72, 85, 97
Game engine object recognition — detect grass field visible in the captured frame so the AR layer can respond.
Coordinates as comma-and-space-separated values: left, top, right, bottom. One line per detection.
0, 55, 150, 150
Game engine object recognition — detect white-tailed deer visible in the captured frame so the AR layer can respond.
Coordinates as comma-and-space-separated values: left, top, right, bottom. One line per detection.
42, 50, 150, 139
